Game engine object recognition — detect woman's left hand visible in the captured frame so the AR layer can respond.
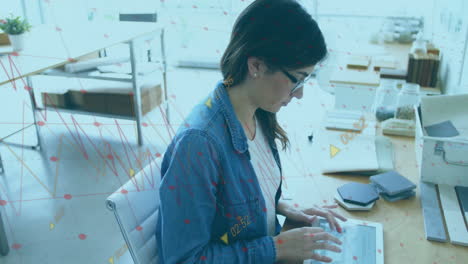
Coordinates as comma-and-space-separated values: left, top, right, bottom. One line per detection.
284, 204, 347, 233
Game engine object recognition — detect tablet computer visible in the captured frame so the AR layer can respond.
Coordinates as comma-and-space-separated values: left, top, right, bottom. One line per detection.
304, 218, 384, 264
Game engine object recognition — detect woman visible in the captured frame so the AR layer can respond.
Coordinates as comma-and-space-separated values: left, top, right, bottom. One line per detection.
156, 0, 346, 263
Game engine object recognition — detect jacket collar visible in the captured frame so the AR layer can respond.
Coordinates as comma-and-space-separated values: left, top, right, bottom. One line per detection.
214, 80, 248, 154
213, 80, 279, 154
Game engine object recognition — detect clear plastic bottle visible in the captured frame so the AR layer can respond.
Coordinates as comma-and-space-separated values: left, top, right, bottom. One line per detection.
372, 79, 399, 121
395, 83, 421, 120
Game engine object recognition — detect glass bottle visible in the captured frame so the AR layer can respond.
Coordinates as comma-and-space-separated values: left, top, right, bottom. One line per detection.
372, 78, 399, 121
395, 83, 420, 120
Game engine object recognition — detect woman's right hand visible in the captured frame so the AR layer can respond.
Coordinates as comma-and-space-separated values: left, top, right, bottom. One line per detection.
273, 226, 342, 263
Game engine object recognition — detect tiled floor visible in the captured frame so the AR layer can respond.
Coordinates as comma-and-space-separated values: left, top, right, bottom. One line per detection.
0, 66, 334, 264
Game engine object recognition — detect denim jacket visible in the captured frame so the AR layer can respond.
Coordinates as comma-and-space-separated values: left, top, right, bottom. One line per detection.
156, 80, 283, 264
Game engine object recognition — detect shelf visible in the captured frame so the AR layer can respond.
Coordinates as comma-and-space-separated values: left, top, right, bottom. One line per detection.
36, 100, 168, 121
36, 106, 136, 120
40, 69, 133, 83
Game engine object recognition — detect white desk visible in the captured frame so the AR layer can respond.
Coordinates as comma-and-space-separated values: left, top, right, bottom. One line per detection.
0, 21, 168, 147
0, 21, 165, 86
0, 21, 168, 177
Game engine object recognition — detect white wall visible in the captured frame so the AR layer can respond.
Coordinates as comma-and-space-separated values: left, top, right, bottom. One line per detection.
431, 0, 468, 94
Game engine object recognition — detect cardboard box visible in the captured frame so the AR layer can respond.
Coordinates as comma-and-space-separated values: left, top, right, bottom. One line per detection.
67, 82, 162, 117
41, 90, 69, 109
415, 94, 468, 187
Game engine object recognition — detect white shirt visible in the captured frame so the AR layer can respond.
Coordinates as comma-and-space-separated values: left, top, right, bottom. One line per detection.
247, 118, 281, 236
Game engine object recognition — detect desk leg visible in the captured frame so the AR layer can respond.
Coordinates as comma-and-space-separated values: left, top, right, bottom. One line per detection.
0, 152, 4, 174
160, 28, 170, 125
0, 207, 9, 256
0, 76, 41, 155
129, 40, 144, 147
26, 76, 41, 150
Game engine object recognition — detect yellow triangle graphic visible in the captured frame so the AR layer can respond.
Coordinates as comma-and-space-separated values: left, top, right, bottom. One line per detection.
220, 233, 228, 244
330, 144, 340, 158
49, 223, 55, 230
108, 257, 114, 264
205, 98, 212, 108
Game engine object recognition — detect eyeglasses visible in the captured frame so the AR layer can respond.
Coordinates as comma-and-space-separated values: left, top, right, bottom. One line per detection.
281, 69, 313, 95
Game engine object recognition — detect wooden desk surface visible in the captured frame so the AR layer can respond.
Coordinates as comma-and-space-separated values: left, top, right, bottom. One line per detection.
328, 42, 441, 95
0, 21, 163, 86
280, 124, 467, 264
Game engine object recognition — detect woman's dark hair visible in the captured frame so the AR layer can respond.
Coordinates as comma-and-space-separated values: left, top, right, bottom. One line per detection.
220, 0, 327, 151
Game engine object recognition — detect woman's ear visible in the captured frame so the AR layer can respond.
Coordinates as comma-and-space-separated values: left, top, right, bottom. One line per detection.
247, 56, 268, 79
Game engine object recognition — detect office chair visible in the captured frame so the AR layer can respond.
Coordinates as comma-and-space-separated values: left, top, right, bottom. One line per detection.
106, 156, 162, 264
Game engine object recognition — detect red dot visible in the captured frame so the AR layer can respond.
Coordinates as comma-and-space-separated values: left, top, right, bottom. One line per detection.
0, 200, 7, 206
377, 249, 382, 254
400, 242, 404, 247
184, 219, 190, 224
200, 256, 207, 261
142, 122, 148, 127
107, 154, 113, 160
50, 156, 58, 162
242, 247, 248, 252
262, 207, 267, 212
11, 52, 19, 56
93, 122, 101, 127
277, 239, 284, 244
64, 194, 72, 200
24, 85, 32, 91
353, 256, 358, 260
121, 189, 128, 194
12, 243, 22, 250
80, 89, 87, 94
309, 233, 315, 238
225, 213, 231, 218
78, 234, 87, 240
155, 153, 162, 157
168, 185, 175, 190
136, 226, 143, 231
197, 152, 203, 156
37, 121, 45, 126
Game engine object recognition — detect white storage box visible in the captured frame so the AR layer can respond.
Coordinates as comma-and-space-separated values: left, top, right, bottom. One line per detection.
415, 94, 468, 186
